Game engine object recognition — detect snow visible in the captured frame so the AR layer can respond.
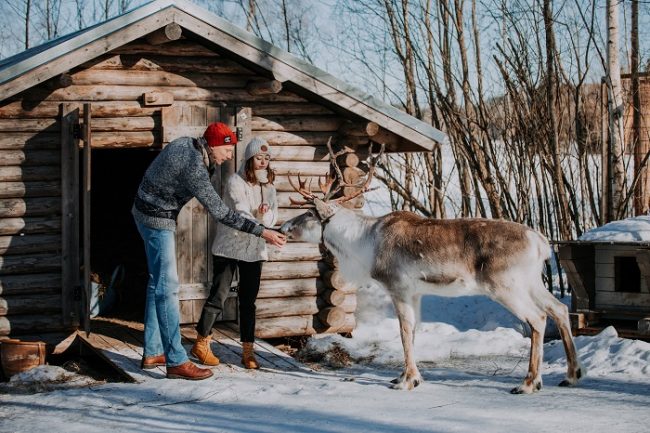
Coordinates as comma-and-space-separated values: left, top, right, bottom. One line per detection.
579, 215, 650, 242
2, 283, 650, 433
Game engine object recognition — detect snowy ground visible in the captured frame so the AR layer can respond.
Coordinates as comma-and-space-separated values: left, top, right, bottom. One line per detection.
3, 217, 650, 432
2, 282, 650, 433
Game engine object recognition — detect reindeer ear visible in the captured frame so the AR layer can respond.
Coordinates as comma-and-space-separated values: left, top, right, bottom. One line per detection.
314, 198, 337, 220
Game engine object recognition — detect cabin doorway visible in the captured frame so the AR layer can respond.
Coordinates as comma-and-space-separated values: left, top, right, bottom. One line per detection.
88, 148, 157, 322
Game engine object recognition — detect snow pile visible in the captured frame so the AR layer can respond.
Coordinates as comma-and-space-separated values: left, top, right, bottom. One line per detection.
579, 215, 650, 242
0, 365, 99, 393
545, 326, 650, 378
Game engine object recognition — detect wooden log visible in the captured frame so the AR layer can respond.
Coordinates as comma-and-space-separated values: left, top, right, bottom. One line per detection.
0, 253, 61, 275
321, 289, 346, 306
315, 313, 356, 335
339, 121, 380, 137
267, 242, 322, 261
252, 116, 343, 132
0, 234, 61, 255
0, 182, 61, 199
317, 306, 346, 327
0, 132, 60, 150
0, 314, 66, 335
0, 150, 60, 166
111, 39, 218, 56
0, 294, 61, 316
145, 23, 182, 45
0, 197, 60, 218
0, 166, 59, 182
0, 217, 61, 236
257, 278, 326, 299
247, 80, 283, 96
255, 131, 360, 146
261, 260, 331, 280
91, 116, 158, 132
70, 69, 250, 88
273, 160, 331, 175
45, 73, 73, 90
272, 145, 330, 162
0, 119, 59, 132
0, 273, 61, 296
322, 269, 356, 291
85, 54, 250, 74
256, 296, 319, 318
254, 313, 355, 339
0, 101, 161, 119
251, 103, 333, 116
22, 85, 306, 103
91, 131, 160, 148
143, 91, 174, 107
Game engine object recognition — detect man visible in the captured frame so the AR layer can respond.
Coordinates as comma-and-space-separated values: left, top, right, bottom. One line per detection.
132, 122, 286, 380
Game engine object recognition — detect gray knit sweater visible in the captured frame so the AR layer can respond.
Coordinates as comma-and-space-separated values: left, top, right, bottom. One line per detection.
131, 136, 264, 237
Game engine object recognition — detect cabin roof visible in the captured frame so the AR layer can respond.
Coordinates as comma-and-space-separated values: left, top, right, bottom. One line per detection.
0, 0, 447, 152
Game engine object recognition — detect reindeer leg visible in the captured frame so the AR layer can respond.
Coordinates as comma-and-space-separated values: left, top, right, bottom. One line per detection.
390, 298, 422, 390
510, 313, 546, 394
493, 290, 546, 394
536, 290, 584, 387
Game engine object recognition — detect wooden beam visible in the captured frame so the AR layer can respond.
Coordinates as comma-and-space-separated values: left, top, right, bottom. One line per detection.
142, 91, 174, 107
246, 80, 283, 96
338, 121, 379, 137
145, 23, 182, 45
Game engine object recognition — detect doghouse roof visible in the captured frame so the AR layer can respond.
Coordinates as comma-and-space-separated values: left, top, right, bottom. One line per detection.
0, 0, 446, 152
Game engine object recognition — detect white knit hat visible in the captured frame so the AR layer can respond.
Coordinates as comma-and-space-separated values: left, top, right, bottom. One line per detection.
244, 137, 271, 161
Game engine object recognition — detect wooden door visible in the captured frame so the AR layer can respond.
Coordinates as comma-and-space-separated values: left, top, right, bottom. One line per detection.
161, 104, 250, 324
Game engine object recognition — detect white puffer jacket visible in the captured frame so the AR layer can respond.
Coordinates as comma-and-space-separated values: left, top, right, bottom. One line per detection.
211, 168, 278, 262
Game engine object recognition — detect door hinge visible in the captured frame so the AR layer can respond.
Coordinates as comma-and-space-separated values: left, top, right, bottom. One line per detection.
236, 126, 244, 142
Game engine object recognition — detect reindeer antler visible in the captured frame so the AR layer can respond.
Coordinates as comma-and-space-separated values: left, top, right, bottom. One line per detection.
288, 172, 316, 206
288, 139, 385, 207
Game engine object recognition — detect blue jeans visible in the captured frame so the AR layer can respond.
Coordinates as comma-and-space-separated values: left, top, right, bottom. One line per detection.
135, 221, 188, 367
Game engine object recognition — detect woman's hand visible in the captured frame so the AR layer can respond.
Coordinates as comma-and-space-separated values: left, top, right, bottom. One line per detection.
261, 229, 286, 247
258, 203, 270, 214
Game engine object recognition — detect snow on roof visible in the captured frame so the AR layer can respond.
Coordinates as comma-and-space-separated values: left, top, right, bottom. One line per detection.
578, 215, 650, 242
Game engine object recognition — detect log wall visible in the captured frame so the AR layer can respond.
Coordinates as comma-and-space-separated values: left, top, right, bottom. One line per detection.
0, 37, 370, 338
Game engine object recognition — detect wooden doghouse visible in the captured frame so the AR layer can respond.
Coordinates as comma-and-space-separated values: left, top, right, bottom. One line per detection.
0, 0, 445, 340
557, 241, 650, 338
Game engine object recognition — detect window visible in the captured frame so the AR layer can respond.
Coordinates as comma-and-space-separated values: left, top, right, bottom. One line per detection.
614, 256, 641, 293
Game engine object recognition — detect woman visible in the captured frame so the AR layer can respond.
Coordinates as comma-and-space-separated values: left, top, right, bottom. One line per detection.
133, 123, 285, 380
192, 137, 278, 369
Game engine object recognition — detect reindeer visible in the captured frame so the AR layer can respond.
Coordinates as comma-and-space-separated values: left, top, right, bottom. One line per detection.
279, 141, 583, 393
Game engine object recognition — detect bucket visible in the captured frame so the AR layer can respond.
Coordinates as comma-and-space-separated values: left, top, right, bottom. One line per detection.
0, 339, 47, 378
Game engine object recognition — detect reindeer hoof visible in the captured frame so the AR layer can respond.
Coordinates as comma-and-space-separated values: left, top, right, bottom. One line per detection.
510, 380, 542, 394
390, 375, 422, 390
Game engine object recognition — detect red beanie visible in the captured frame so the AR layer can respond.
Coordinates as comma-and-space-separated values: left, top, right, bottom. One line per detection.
203, 122, 237, 147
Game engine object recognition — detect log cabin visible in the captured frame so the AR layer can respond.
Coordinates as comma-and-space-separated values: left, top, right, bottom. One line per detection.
0, 0, 446, 344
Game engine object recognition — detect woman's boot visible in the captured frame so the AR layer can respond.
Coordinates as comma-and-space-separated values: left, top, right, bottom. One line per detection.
241, 342, 260, 369
191, 334, 220, 366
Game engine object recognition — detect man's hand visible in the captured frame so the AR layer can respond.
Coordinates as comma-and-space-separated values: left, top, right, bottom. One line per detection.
261, 228, 286, 247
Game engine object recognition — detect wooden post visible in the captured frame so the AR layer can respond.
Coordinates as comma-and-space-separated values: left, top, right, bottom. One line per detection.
61, 103, 81, 328
246, 80, 283, 96
146, 23, 182, 45
81, 103, 92, 335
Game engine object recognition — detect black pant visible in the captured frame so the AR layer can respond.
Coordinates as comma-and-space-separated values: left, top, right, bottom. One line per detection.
196, 256, 263, 342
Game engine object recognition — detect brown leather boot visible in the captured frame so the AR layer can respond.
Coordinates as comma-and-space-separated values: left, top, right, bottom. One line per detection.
241, 342, 260, 369
166, 361, 213, 380
190, 334, 220, 366
141, 354, 166, 370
